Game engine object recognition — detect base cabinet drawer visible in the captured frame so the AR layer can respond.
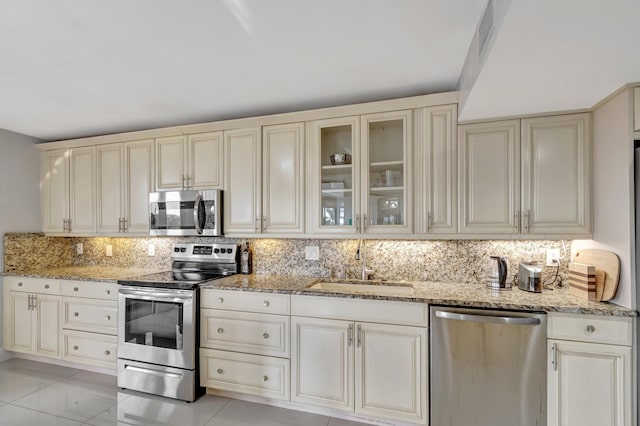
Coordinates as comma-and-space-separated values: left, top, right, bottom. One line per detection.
63, 330, 117, 368
63, 298, 117, 334
201, 290, 290, 315
200, 348, 290, 401
4, 276, 60, 294
61, 280, 117, 300
548, 313, 632, 346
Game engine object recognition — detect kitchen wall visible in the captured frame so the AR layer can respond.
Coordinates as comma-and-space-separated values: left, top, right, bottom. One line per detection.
0, 129, 42, 361
5, 233, 570, 286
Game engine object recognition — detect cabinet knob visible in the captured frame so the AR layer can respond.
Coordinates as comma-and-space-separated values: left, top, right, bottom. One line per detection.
263, 376, 268, 382
217, 328, 224, 334
218, 297, 224, 303
44, 284, 50, 289
17, 282, 22, 287
74, 312, 79, 317
104, 350, 110, 355
105, 290, 111, 295
585, 325, 596, 334
73, 345, 78, 350
73, 287, 79, 292
263, 333, 269, 339
263, 301, 270, 307
217, 368, 223, 374
105, 315, 111, 321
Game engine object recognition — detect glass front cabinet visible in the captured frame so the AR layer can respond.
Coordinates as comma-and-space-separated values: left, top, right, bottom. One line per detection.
308, 110, 412, 235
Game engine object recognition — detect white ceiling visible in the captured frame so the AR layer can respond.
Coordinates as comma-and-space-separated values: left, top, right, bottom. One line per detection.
1, 0, 638, 142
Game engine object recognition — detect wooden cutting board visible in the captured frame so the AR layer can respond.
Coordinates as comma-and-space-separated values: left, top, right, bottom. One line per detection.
573, 249, 620, 301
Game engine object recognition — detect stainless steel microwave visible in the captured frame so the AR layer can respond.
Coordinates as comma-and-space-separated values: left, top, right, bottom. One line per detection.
149, 190, 222, 236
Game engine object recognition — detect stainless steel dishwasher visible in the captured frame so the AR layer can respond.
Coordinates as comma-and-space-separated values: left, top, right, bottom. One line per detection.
430, 306, 547, 426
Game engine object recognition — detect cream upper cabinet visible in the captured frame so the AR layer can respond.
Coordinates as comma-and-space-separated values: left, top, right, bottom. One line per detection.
224, 124, 305, 236
459, 113, 591, 235
415, 105, 457, 234
307, 110, 412, 235
633, 87, 640, 132
156, 133, 223, 191
307, 116, 361, 234
41, 149, 70, 233
96, 144, 124, 234
42, 147, 97, 235
224, 127, 262, 234
459, 120, 521, 234
521, 114, 591, 234
124, 139, 154, 234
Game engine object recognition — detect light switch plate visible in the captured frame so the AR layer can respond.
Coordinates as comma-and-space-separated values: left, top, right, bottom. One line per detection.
305, 246, 320, 261
76, 243, 83, 255
148, 244, 155, 256
546, 248, 560, 266
106, 245, 113, 257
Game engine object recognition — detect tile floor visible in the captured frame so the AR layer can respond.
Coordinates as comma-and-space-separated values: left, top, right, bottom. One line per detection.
0, 358, 369, 426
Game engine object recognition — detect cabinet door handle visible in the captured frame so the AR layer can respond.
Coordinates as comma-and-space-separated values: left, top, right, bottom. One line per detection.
74, 312, 79, 317
218, 297, 224, 303
262, 333, 269, 339
255, 217, 261, 233
104, 350, 111, 356
123, 218, 128, 232
348, 324, 353, 347
262, 216, 267, 231
31, 295, 37, 309
105, 315, 111, 321
426, 212, 431, 232
356, 324, 362, 348
217, 328, 224, 334
355, 214, 361, 231
363, 214, 368, 230
263, 375, 268, 382
551, 343, 558, 372
73, 345, 79, 350
514, 210, 520, 232
73, 287, 79, 292
523, 210, 530, 233
263, 301, 270, 307
44, 284, 49, 289
105, 290, 111, 295
67, 219, 72, 232
17, 282, 22, 287
118, 218, 123, 232
27, 294, 32, 310
217, 368, 223, 374
585, 325, 595, 334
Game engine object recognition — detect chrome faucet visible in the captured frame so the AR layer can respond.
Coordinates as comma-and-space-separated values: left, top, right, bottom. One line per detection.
355, 238, 375, 280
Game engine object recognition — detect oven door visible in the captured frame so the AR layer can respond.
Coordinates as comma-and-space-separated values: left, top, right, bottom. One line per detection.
118, 286, 196, 370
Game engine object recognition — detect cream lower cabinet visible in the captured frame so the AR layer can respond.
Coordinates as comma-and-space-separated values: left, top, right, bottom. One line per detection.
291, 295, 428, 425
3, 277, 61, 358
459, 113, 591, 235
547, 313, 634, 426
200, 290, 291, 401
633, 87, 640, 132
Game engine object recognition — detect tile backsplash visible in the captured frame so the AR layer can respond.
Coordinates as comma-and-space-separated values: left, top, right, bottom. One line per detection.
4, 233, 570, 286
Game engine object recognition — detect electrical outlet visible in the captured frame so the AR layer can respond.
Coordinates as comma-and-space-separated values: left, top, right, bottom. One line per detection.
546, 248, 560, 266
305, 246, 320, 261
106, 245, 113, 257
76, 243, 83, 255
148, 243, 155, 256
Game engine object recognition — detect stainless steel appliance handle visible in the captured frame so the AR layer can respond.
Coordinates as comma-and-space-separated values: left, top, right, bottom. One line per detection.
551, 342, 558, 371
435, 310, 541, 326
124, 364, 183, 379
119, 287, 194, 301
193, 193, 203, 235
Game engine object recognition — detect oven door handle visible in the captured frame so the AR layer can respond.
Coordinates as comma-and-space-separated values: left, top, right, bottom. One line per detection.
119, 287, 194, 301
193, 193, 203, 235
124, 364, 183, 379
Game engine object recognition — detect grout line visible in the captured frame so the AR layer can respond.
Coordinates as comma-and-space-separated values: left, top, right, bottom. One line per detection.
199, 396, 232, 425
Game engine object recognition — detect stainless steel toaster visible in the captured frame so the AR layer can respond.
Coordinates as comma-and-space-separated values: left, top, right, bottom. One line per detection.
518, 262, 543, 293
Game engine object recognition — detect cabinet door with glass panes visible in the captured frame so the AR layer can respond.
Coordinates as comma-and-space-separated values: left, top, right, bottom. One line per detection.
307, 116, 361, 234
360, 110, 413, 234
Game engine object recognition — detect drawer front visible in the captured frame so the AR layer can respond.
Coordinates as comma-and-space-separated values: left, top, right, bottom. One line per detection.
63, 298, 117, 335
548, 313, 632, 346
291, 295, 429, 327
61, 280, 117, 300
200, 348, 289, 401
63, 330, 117, 368
201, 309, 289, 357
201, 289, 290, 315
4, 276, 60, 294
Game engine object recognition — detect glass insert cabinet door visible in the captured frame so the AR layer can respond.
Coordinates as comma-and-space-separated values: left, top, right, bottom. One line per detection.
309, 110, 412, 234
361, 110, 412, 234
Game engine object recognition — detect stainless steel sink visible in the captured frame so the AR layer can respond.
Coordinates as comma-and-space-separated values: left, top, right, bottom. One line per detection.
308, 282, 415, 296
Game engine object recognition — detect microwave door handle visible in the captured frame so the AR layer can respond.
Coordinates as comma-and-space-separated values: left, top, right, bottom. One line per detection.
193, 194, 203, 235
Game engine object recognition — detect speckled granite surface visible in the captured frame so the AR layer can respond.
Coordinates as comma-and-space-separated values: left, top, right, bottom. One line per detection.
2, 266, 164, 282
201, 274, 637, 317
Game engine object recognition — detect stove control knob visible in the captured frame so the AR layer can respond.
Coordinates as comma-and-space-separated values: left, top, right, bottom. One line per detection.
174, 248, 180, 253
180, 247, 186, 252
214, 248, 220, 254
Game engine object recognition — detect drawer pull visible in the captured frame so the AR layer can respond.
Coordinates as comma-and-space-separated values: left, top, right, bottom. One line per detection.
17, 282, 22, 287
73, 345, 79, 350
263, 301, 270, 307
105, 290, 111, 295
585, 325, 596, 334
44, 284, 50, 289
73, 287, 79, 292
218, 297, 224, 303
104, 350, 110, 355
217, 368, 223, 374
263, 375, 268, 382
263, 333, 269, 339
105, 315, 111, 321
74, 312, 79, 317
217, 328, 224, 334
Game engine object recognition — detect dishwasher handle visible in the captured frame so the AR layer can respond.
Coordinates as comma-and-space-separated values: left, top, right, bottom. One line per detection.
434, 310, 541, 326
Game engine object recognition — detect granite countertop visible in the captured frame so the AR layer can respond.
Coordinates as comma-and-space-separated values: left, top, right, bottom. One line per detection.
2, 266, 164, 283
4, 268, 636, 316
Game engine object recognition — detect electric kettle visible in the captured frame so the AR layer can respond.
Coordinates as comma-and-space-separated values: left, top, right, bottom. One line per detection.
486, 256, 510, 289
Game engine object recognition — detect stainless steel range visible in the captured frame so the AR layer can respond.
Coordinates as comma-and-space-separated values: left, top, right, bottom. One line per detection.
117, 243, 239, 401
